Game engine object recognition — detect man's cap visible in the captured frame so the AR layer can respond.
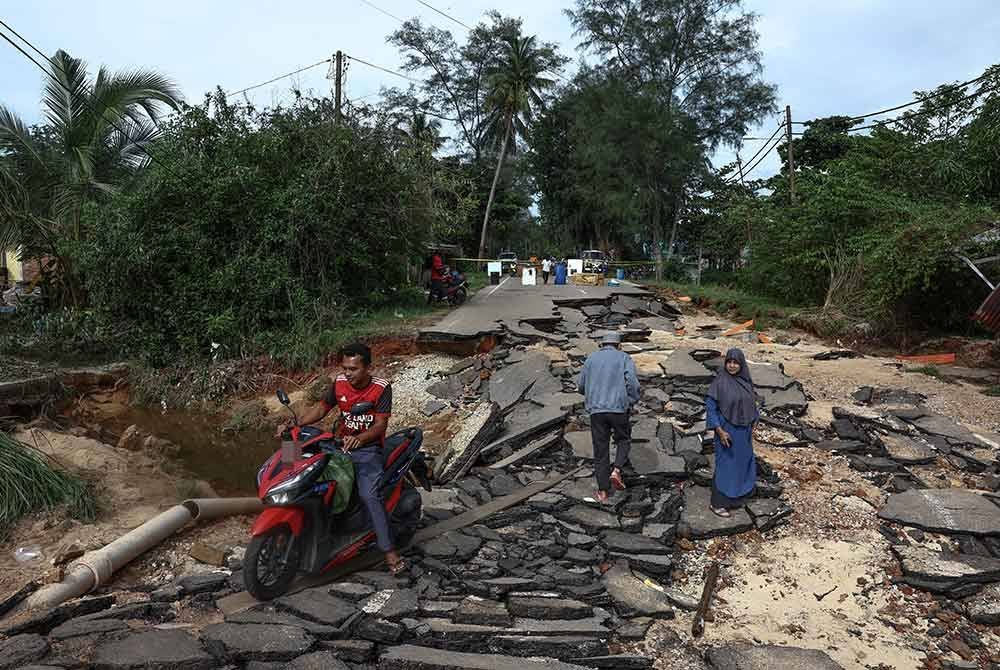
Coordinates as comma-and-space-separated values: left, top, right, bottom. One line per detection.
600, 332, 622, 345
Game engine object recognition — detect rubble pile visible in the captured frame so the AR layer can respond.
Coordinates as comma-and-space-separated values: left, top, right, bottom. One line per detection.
3, 293, 998, 669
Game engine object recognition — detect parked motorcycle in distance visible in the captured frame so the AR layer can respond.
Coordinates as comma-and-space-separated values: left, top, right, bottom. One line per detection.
429, 269, 468, 307
243, 389, 431, 600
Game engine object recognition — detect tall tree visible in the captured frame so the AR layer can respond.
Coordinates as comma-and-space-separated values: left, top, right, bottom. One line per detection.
0, 50, 181, 301
477, 34, 560, 260
388, 14, 564, 254
566, 0, 776, 278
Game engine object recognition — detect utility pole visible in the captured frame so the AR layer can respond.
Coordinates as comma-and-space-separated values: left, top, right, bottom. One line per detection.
736, 150, 751, 265
334, 51, 343, 124
785, 105, 796, 204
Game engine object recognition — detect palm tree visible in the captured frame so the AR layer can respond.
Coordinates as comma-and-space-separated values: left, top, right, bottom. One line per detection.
404, 110, 445, 151
476, 35, 557, 260
0, 50, 181, 301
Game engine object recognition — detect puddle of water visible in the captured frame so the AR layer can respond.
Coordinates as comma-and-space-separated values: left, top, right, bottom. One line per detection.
106, 407, 276, 497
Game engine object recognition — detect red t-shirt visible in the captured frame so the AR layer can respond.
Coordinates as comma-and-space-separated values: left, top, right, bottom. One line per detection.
430, 254, 446, 281
324, 375, 392, 446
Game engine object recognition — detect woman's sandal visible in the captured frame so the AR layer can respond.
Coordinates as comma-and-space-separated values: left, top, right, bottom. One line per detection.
388, 557, 408, 576
711, 507, 731, 518
610, 468, 626, 491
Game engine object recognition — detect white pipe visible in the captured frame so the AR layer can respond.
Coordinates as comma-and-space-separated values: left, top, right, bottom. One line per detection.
24, 497, 262, 611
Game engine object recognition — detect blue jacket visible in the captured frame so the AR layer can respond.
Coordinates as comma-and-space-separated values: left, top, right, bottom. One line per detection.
578, 346, 641, 415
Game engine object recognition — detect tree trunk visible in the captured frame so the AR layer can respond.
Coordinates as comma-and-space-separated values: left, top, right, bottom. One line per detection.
652, 199, 663, 282
666, 191, 683, 260
477, 117, 512, 262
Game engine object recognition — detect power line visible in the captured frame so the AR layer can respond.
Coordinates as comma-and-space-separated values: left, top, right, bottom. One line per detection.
743, 133, 802, 139
0, 20, 191, 186
346, 53, 423, 84
848, 71, 994, 122
733, 131, 784, 183
415, 0, 473, 31
358, 0, 406, 23
227, 58, 332, 97
849, 81, 996, 132
727, 121, 785, 182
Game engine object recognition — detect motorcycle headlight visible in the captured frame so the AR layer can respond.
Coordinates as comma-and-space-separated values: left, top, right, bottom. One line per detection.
264, 460, 323, 503
266, 491, 292, 505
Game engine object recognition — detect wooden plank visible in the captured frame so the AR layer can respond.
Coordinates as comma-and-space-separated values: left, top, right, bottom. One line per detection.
218, 465, 582, 615
721, 320, 754, 337
691, 561, 720, 638
489, 430, 563, 469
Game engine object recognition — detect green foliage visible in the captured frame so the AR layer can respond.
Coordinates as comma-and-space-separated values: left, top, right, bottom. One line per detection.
0, 50, 182, 306
69, 93, 474, 365
657, 281, 795, 330
685, 65, 1000, 339
529, 0, 776, 273
387, 13, 565, 256
0, 432, 96, 537
0, 304, 125, 364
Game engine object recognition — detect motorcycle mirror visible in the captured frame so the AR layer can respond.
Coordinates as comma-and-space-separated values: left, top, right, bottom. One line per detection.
277, 389, 290, 406
350, 401, 374, 416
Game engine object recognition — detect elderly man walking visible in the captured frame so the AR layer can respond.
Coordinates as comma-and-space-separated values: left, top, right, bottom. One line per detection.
577, 332, 641, 503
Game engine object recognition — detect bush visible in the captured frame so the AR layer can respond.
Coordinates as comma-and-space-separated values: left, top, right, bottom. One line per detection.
0, 305, 127, 364
0, 432, 96, 537
70, 93, 476, 365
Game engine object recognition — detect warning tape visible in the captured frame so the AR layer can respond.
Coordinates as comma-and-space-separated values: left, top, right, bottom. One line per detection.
446, 257, 657, 267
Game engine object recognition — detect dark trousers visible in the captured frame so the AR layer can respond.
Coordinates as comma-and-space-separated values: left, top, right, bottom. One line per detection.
590, 412, 631, 493
350, 447, 394, 551
428, 279, 444, 303
542, 271, 550, 284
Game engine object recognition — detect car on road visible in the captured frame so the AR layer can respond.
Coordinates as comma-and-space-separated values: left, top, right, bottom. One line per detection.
581, 250, 609, 275
498, 251, 518, 276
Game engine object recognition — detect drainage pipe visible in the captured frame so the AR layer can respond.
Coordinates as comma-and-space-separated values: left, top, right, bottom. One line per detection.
24, 497, 262, 611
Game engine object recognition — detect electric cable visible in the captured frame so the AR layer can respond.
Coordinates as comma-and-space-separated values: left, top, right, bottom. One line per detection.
227, 58, 331, 97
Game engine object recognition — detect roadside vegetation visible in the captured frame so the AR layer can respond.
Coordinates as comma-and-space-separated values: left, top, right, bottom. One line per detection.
2, 0, 998, 385
0, 432, 96, 537
653, 281, 796, 331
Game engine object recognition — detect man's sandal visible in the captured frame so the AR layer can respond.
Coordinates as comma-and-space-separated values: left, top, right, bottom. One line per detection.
711, 507, 731, 518
388, 558, 408, 576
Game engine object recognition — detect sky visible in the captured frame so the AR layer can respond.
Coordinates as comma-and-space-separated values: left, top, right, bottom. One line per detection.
3, 0, 1000, 181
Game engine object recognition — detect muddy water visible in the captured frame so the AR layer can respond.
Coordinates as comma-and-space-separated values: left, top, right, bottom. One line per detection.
106, 407, 277, 496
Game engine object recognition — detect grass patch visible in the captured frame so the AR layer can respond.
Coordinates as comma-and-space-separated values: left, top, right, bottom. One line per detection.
465, 271, 489, 294
983, 385, 1000, 397
909, 365, 943, 378
650, 281, 797, 330
0, 432, 97, 537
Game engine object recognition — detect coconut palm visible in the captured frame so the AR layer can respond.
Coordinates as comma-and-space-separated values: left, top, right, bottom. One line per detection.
0, 50, 181, 299
404, 110, 445, 151
476, 34, 559, 260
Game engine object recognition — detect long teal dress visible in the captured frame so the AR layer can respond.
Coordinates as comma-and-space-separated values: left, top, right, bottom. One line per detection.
705, 395, 758, 508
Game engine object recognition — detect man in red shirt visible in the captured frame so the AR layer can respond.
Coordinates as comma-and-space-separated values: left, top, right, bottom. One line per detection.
278, 342, 404, 574
428, 251, 446, 304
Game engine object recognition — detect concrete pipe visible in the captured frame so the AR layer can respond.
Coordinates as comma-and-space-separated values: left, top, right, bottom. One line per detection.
24, 497, 262, 612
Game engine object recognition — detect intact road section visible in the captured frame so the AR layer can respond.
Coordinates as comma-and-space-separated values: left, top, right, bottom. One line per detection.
418, 276, 650, 342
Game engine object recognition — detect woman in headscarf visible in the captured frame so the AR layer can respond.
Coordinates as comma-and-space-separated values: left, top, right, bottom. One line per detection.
705, 348, 759, 517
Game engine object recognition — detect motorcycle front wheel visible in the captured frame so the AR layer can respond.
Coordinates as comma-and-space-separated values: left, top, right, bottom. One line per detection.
451, 288, 467, 306
244, 523, 300, 600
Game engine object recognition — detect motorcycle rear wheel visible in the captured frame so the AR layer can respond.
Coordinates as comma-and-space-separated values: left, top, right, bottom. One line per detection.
244, 523, 300, 600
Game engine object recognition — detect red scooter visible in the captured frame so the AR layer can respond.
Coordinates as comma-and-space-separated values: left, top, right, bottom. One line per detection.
429, 269, 468, 307
244, 389, 430, 600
